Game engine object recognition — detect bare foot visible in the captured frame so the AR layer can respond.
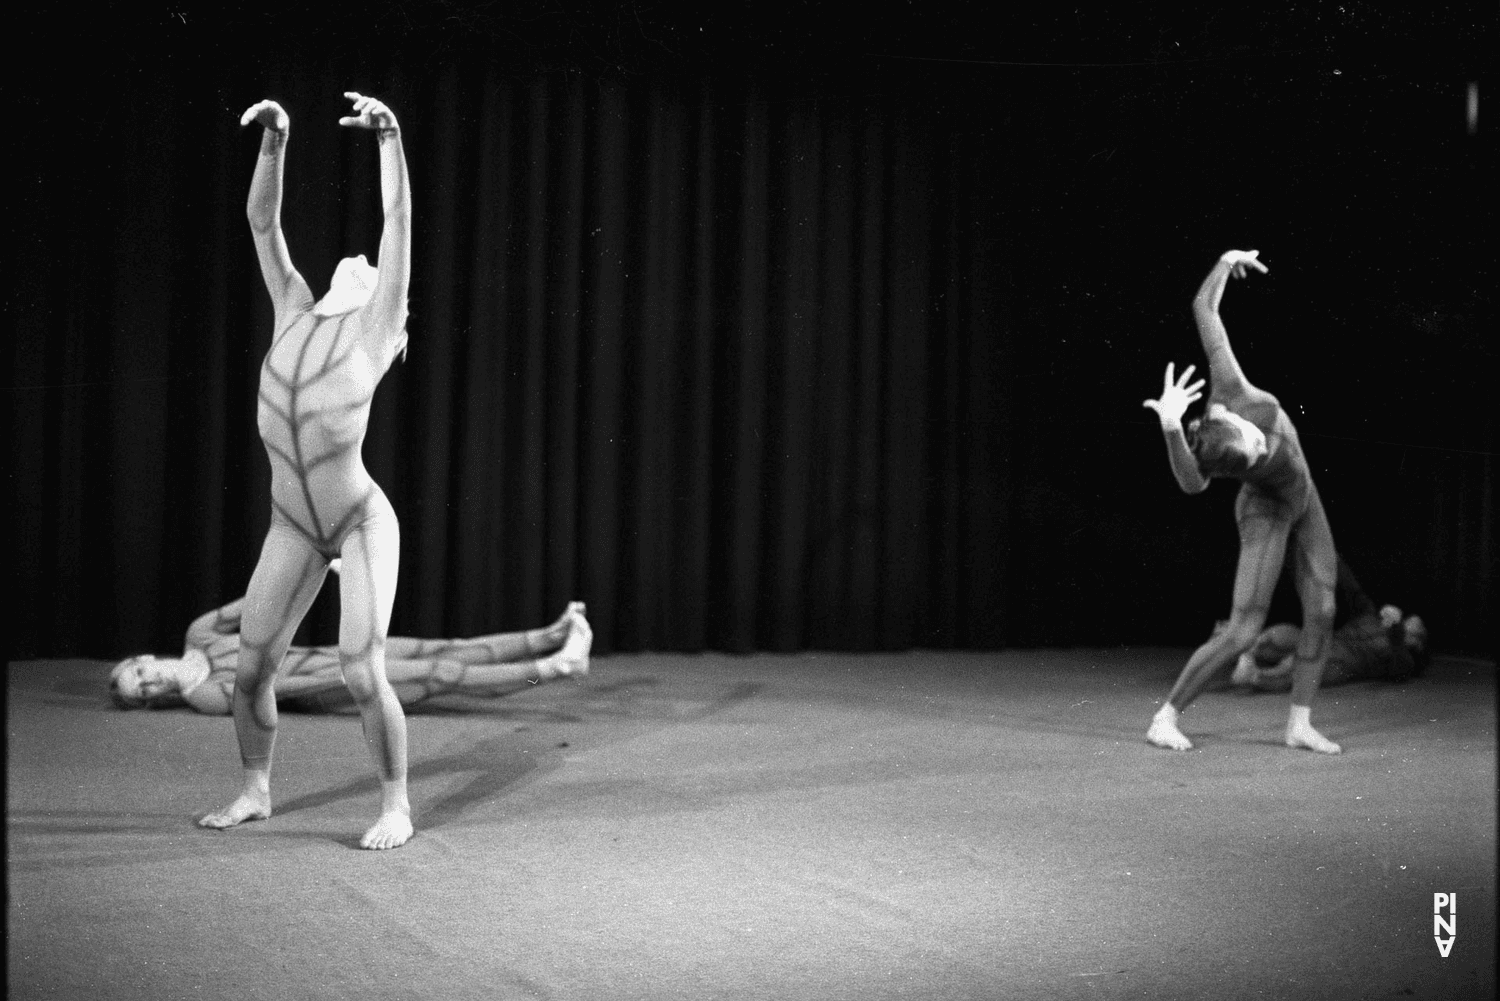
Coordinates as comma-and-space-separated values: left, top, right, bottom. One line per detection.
198, 790, 272, 830
360, 808, 413, 850
550, 609, 592, 679
527, 602, 586, 655
1147, 705, 1193, 751
1286, 721, 1341, 754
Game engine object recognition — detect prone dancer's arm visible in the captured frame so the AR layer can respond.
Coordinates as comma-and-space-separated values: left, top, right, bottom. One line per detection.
340, 92, 411, 363
1143, 362, 1209, 494
182, 598, 246, 652
182, 676, 233, 715
1193, 251, 1279, 422
180, 661, 342, 715
240, 100, 313, 319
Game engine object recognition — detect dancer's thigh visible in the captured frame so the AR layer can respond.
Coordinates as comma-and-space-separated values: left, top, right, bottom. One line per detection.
1291, 490, 1338, 604
337, 497, 400, 662
240, 523, 331, 683
1229, 487, 1293, 625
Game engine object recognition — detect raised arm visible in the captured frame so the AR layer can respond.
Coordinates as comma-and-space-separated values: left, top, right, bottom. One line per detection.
340, 92, 410, 350
240, 100, 312, 318
1143, 362, 1209, 494
1193, 250, 1270, 405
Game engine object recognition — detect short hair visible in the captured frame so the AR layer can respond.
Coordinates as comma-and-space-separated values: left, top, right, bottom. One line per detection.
108, 657, 188, 710
1186, 415, 1253, 478
108, 671, 148, 710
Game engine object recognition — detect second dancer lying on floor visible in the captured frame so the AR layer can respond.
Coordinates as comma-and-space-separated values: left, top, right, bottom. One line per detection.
112, 581, 591, 714
1224, 556, 1427, 692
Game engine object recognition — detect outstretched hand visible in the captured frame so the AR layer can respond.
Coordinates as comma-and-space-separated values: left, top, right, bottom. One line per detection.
1142, 362, 1205, 428
240, 99, 289, 132
338, 92, 398, 131
1220, 249, 1269, 280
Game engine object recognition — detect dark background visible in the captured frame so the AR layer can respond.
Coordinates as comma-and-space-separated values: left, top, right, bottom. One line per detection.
7, 3, 1494, 659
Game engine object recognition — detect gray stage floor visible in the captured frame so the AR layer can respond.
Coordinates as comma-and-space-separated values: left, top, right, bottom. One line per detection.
7, 650, 1496, 1000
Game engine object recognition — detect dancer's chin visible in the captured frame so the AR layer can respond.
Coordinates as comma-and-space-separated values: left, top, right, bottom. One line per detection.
313, 295, 367, 317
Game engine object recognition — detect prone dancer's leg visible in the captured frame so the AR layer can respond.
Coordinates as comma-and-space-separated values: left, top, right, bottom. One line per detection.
1230, 624, 1298, 686
1250, 624, 1301, 667
1149, 493, 1290, 750
383, 606, 594, 705
382, 602, 585, 665
200, 524, 330, 829
1285, 493, 1340, 753
336, 501, 412, 850
1238, 629, 1369, 693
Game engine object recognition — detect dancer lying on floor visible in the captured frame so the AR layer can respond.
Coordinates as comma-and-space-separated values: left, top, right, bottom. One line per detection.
1226, 556, 1427, 692
111, 586, 591, 714
1141, 249, 1343, 753
211, 91, 417, 848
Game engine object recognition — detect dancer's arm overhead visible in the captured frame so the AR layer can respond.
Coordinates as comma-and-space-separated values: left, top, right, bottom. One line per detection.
339, 92, 410, 363
1192, 250, 1279, 422
240, 100, 313, 320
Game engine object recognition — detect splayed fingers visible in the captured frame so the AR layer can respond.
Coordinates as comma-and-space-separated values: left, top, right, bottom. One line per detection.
338, 92, 397, 130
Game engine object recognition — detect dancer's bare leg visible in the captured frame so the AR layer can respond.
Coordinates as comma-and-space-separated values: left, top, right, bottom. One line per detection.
1284, 494, 1340, 753
337, 503, 412, 849
541, 606, 591, 679
1149, 495, 1288, 750
382, 606, 593, 703
382, 601, 583, 664
200, 524, 330, 829
1232, 624, 1299, 686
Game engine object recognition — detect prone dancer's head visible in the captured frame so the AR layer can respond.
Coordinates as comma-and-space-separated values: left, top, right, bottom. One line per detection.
313, 254, 379, 317
108, 651, 209, 709
1187, 404, 1268, 478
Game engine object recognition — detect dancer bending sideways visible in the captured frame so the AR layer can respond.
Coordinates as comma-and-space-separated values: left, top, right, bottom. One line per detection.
208, 91, 416, 848
1226, 557, 1428, 692
1141, 249, 1343, 754
111, 586, 591, 713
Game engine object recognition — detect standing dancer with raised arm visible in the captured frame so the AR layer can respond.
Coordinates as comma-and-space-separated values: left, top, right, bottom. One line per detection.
1141, 250, 1342, 754
200, 93, 417, 847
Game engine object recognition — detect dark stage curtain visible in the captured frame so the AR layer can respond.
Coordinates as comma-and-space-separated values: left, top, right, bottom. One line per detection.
8, 11, 1495, 659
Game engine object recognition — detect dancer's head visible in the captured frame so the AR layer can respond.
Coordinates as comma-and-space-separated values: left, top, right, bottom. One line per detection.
109, 651, 208, 709
313, 255, 379, 317
1187, 404, 1267, 477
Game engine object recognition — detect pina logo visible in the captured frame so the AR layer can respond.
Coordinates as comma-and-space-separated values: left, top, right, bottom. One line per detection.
1433, 893, 1456, 957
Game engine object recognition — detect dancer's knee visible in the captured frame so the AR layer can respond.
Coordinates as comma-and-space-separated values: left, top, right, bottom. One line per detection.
1299, 586, 1335, 641
430, 659, 463, 691
1219, 614, 1265, 654
234, 655, 279, 698
339, 651, 388, 705
1309, 589, 1335, 628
